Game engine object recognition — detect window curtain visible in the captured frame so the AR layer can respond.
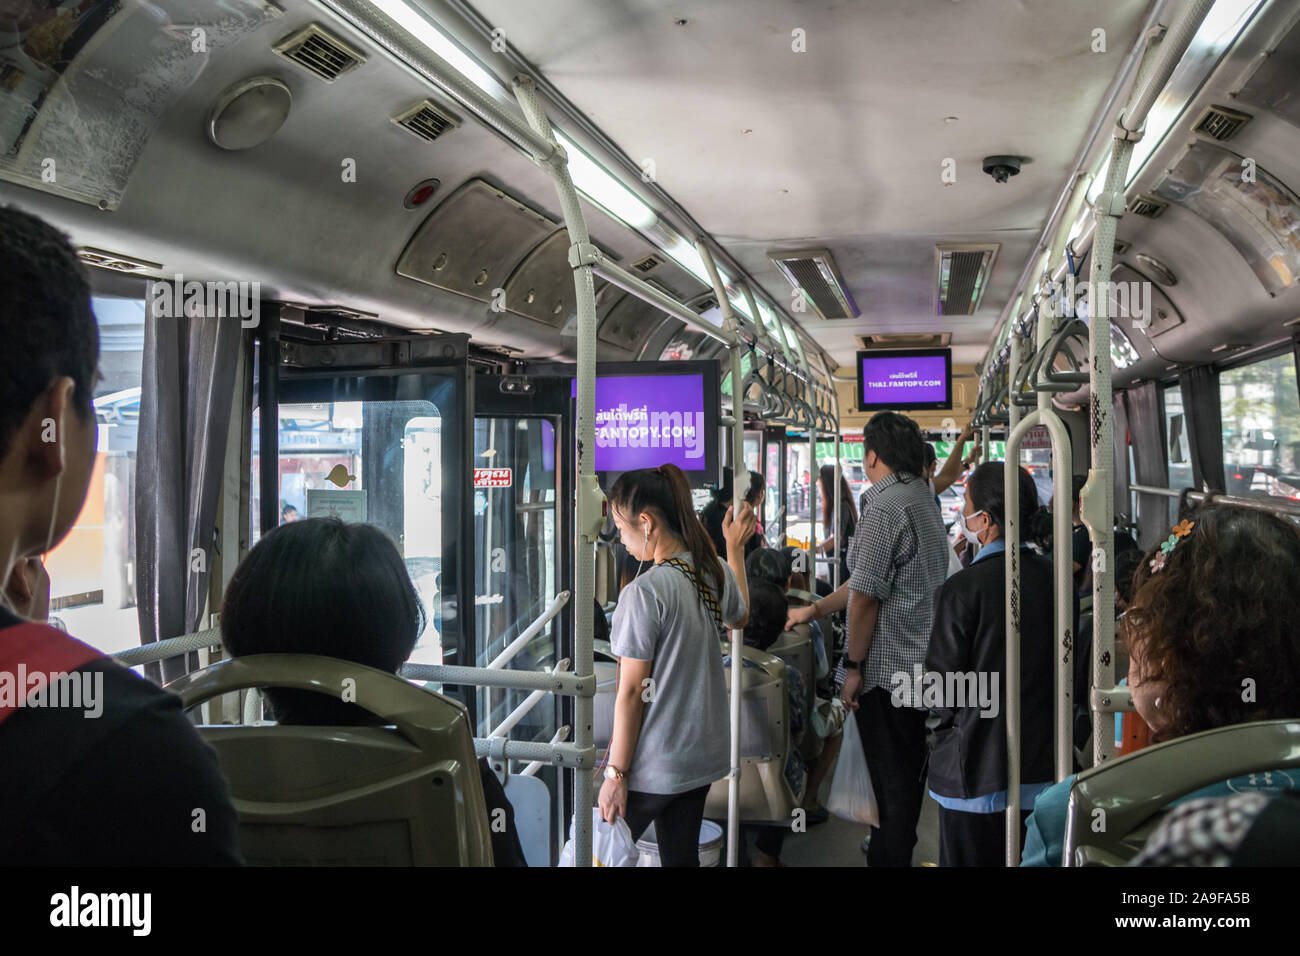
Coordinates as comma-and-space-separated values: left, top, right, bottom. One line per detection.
1179, 364, 1225, 493
135, 307, 241, 684
1124, 382, 1168, 550
1112, 392, 1131, 533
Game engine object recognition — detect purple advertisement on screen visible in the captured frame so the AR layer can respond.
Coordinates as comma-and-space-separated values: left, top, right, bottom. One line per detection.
860, 354, 948, 405
573, 374, 706, 471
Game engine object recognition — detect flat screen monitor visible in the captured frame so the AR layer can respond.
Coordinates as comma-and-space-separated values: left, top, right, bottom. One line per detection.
570, 360, 720, 488
856, 348, 952, 412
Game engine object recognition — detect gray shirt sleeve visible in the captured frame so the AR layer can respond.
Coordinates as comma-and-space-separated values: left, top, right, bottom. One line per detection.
720, 561, 745, 625
610, 579, 659, 661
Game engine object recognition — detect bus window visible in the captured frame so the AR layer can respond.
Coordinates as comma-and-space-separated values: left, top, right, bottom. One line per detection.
765, 440, 781, 532
1165, 385, 1193, 523
43, 295, 144, 654
785, 437, 810, 549
1220, 353, 1300, 501
250, 399, 445, 663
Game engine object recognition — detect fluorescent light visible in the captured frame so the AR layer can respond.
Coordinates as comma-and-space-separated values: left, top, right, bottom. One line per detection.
1124, 0, 1264, 185
365, 0, 507, 100
553, 132, 658, 230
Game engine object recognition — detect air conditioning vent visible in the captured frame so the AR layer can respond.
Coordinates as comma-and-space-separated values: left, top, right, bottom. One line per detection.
768, 247, 858, 319
632, 253, 662, 273
935, 243, 999, 316
693, 295, 718, 313
76, 247, 163, 274
856, 332, 952, 349
274, 24, 365, 82
1192, 104, 1252, 141
1128, 195, 1168, 219
392, 100, 461, 143
1113, 239, 1132, 255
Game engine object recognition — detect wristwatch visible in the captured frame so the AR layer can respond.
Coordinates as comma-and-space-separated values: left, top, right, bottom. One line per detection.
843, 656, 863, 671
604, 764, 627, 781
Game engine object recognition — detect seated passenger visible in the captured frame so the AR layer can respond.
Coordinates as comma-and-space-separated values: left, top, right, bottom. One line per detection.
1133, 790, 1300, 866
724, 578, 806, 866
221, 517, 527, 866
1022, 504, 1300, 866
926, 463, 1055, 866
1072, 546, 1143, 758
0, 206, 241, 866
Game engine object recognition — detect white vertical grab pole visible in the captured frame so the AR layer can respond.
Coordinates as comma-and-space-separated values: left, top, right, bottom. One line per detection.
697, 241, 748, 867
1082, 0, 1213, 774
512, 75, 599, 867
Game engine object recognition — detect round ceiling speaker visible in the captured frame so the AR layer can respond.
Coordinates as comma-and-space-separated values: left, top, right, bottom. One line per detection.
1135, 253, 1177, 287
209, 77, 292, 151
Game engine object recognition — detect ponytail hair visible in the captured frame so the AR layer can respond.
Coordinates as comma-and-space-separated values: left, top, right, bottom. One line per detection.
609, 464, 725, 596
967, 461, 1039, 536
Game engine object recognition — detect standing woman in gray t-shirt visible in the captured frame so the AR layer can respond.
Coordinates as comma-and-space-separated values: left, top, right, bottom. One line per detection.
598, 464, 755, 866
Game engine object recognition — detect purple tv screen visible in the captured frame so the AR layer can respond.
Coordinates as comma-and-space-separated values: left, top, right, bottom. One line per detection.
859, 353, 950, 408
571, 373, 707, 472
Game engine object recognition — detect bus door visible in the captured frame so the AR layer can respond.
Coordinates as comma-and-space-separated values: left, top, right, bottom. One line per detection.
474, 372, 573, 858
250, 324, 474, 716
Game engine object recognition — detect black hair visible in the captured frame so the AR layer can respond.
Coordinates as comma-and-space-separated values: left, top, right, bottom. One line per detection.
744, 471, 765, 506
861, 411, 925, 479
281, 503, 298, 517
818, 463, 859, 533
610, 464, 725, 596
1113, 548, 1142, 607
746, 547, 790, 590
967, 461, 1040, 535
221, 518, 426, 725
1071, 473, 1087, 507
711, 466, 735, 503
593, 598, 611, 646
923, 442, 937, 468
742, 579, 788, 652
0, 206, 98, 459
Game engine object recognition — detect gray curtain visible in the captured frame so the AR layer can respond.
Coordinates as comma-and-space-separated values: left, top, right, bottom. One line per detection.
1125, 382, 1168, 550
1179, 364, 1225, 493
1112, 392, 1131, 533
136, 307, 241, 684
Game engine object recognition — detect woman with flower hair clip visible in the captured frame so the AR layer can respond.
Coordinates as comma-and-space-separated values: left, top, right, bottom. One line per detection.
1022, 503, 1300, 866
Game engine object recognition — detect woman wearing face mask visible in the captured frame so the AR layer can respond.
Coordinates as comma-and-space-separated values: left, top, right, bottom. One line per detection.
598, 464, 755, 866
925, 461, 1056, 866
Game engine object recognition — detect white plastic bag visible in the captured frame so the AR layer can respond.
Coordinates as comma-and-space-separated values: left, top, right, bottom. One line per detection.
827, 710, 879, 826
558, 807, 638, 867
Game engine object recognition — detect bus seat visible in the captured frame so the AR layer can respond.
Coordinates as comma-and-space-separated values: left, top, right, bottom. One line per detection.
1064, 719, 1300, 867
168, 654, 493, 866
767, 625, 817, 761
704, 644, 798, 825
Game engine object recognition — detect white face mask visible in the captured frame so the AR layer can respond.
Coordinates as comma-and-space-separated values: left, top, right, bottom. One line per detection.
956, 509, 986, 546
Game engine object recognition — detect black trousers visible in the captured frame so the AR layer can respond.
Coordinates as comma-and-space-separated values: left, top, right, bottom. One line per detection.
938, 807, 1032, 867
624, 786, 710, 867
856, 686, 928, 867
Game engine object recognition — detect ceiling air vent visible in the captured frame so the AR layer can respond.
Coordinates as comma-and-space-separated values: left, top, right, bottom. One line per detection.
857, 332, 952, 349
1113, 239, 1132, 255
392, 100, 461, 143
935, 243, 999, 316
768, 247, 858, 319
273, 24, 365, 82
1192, 104, 1252, 141
1128, 195, 1168, 219
77, 247, 163, 274
633, 253, 662, 273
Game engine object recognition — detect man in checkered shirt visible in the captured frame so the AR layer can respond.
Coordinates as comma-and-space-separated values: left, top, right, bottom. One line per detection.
842, 412, 949, 866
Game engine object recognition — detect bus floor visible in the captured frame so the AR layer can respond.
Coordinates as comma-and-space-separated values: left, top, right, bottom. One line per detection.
777, 779, 941, 867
